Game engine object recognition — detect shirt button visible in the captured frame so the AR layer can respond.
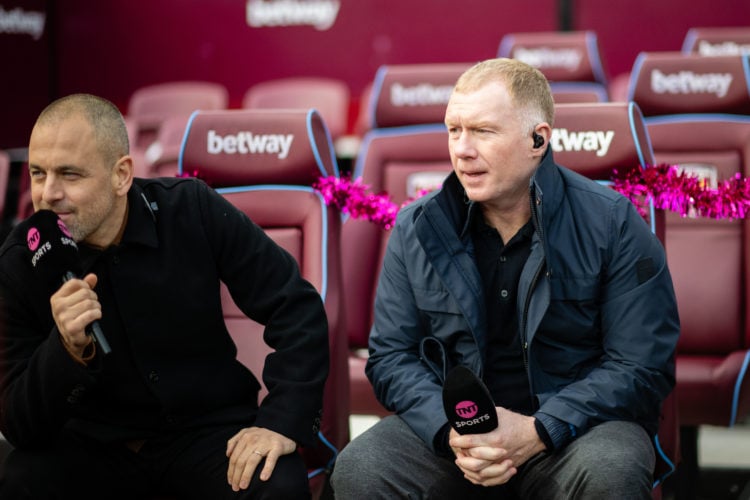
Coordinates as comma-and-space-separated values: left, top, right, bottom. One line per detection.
499, 256, 507, 262
112, 255, 121, 265
500, 289, 509, 299
148, 370, 160, 383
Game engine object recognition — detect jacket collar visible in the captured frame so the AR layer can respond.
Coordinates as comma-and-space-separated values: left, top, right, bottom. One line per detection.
119, 181, 160, 249
435, 147, 564, 240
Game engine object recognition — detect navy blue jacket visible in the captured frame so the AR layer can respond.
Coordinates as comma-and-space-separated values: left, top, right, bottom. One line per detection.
366, 149, 679, 452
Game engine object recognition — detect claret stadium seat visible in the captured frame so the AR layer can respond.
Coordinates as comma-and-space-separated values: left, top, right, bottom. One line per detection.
139, 113, 192, 179
552, 101, 678, 495
177, 108, 348, 497
343, 62, 470, 416
127, 81, 228, 157
242, 77, 351, 146
629, 51, 750, 493
682, 26, 750, 56
498, 30, 610, 103
0, 150, 9, 226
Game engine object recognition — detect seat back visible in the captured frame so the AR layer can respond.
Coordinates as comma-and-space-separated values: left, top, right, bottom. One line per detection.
140, 113, 192, 179
343, 63, 473, 415
343, 63, 472, 354
243, 77, 351, 142
498, 31, 610, 102
629, 51, 750, 427
682, 26, 750, 56
0, 150, 9, 226
127, 81, 228, 153
177, 108, 347, 488
551, 101, 676, 486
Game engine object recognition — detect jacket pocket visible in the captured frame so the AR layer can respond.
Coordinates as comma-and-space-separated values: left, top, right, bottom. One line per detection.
414, 287, 461, 313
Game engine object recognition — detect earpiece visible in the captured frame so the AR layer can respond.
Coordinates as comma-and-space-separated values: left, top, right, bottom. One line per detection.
532, 132, 544, 148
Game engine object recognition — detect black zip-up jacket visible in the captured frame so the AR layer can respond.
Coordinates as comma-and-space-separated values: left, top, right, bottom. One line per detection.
0, 177, 328, 449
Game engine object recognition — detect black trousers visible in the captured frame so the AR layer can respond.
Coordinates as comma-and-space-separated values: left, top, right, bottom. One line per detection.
0, 424, 310, 500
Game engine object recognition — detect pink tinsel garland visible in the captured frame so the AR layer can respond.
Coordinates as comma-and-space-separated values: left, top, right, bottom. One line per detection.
312, 164, 750, 230
613, 164, 750, 220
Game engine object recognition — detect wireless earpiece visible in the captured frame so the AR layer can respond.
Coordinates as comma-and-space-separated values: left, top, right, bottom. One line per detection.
532, 132, 544, 148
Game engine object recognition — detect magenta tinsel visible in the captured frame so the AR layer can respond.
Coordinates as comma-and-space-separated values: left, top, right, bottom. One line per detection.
185, 165, 750, 230
612, 164, 750, 220
313, 176, 408, 230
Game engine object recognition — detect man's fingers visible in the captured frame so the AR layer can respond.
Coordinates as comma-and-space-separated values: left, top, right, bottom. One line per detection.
259, 450, 279, 481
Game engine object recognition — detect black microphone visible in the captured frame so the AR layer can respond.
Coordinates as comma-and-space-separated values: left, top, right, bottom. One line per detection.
442, 365, 498, 434
23, 210, 112, 355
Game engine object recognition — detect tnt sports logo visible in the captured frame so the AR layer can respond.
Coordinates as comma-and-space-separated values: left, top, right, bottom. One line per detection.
455, 400, 479, 419
57, 219, 72, 238
26, 227, 40, 251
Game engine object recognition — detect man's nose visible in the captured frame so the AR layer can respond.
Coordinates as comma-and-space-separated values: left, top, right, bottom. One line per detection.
40, 176, 64, 203
452, 132, 477, 158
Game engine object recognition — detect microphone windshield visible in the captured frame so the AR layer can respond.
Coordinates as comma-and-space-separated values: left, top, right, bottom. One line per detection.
22, 210, 83, 292
442, 365, 498, 435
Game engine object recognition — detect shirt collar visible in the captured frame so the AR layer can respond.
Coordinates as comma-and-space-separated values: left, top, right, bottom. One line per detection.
119, 182, 160, 249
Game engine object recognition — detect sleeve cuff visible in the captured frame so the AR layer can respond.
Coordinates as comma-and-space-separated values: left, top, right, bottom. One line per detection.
433, 422, 453, 457
534, 412, 577, 451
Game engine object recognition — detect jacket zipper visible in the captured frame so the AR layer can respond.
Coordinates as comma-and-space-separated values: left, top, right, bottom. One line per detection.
520, 188, 545, 373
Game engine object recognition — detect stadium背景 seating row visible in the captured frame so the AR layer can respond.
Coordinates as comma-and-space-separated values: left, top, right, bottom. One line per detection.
176, 107, 348, 498
497, 30, 610, 103
628, 50, 750, 493
0, 150, 9, 225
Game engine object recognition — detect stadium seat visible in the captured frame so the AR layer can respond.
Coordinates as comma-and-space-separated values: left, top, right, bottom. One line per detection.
628, 51, 750, 493
0, 150, 9, 226
126, 81, 228, 156
498, 30, 610, 103
682, 26, 750, 56
552, 102, 677, 493
177, 108, 348, 497
140, 113, 192, 178
242, 77, 351, 144
343, 62, 470, 416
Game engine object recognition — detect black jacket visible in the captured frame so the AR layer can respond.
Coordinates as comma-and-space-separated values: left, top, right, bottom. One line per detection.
0, 177, 328, 448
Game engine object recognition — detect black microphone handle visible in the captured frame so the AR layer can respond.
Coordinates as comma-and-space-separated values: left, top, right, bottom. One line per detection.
62, 272, 112, 355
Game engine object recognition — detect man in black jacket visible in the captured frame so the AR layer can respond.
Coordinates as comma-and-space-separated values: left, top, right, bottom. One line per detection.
0, 93, 329, 499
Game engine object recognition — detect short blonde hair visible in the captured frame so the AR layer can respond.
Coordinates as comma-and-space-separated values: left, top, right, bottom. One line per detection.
454, 58, 555, 130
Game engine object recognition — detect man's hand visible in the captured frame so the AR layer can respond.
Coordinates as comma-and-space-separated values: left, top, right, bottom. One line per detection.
226, 426, 297, 492
50, 273, 100, 359
449, 407, 547, 487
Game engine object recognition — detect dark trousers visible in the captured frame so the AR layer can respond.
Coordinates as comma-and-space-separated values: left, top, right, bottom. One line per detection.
331, 415, 655, 500
0, 424, 310, 500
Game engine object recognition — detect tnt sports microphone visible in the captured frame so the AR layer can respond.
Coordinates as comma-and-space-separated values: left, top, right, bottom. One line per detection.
442, 365, 498, 434
24, 209, 112, 355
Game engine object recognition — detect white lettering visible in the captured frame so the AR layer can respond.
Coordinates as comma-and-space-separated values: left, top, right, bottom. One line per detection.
513, 47, 583, 71
60, 236, 78, 249
31, 241, 52, 267
697, 40, 750, 56
246, 0, 340, 31
207, 130, 294, 159
551, 128, 615, 157
455, 414, 491, 428
651, 69, 733, 98
390, 82, 454, 107
0, 6, 46, 40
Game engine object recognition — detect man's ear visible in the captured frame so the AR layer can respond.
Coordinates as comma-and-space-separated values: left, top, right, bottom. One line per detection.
112, 155, 134, 196
531, 123, 552, 156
